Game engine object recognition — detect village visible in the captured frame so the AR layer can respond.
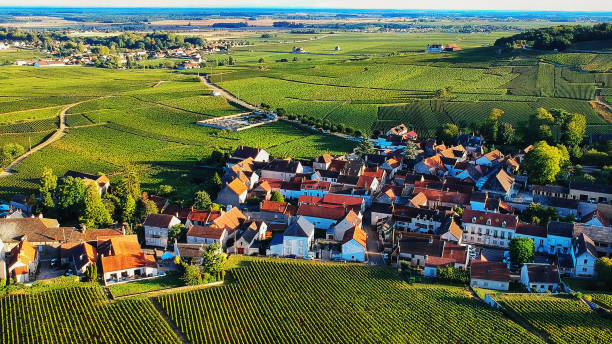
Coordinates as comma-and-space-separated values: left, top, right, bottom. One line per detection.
1, 122, 610, 297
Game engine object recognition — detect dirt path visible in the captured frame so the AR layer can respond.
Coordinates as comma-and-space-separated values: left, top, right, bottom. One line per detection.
152, 80, 167, 88
0, 98, 92, 179
591, 89, 612, 122
198, 75, 258, 111
151, 298, 191, 344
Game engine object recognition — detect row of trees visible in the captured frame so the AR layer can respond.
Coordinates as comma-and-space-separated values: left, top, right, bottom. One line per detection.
0, 28, 206, 53
495, 23, 612, 51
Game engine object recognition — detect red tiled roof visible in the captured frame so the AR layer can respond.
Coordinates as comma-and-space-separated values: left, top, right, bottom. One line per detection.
256, 181, 272, 192
297, 204, 347, 220
186, 225, 226, 239
362, 168, 384, 179
298, 195, 323, 205
322, 193, 363, 207
470, 260, 510, 282
8, 240, 37, 275
187, 209, 223, 223
357, 175, 376, 189
261, 200, 290, 213
516, 223, 547, 238
410, 192, 428, 207
462, 209, 518, 229
342, 226, 367, 247
412, 187, 470, 206
425, 256, 456, 267
227, 178, 248, 196
211, 207, 247, 231
99, 235, 156, 273
442, 243, 467, 264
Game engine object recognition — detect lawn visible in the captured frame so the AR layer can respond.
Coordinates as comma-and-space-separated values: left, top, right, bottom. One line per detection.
107, 272, 183, 298
156, 256, 544, 344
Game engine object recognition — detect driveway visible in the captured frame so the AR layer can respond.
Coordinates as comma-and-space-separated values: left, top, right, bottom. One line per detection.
364, 222, 385, 265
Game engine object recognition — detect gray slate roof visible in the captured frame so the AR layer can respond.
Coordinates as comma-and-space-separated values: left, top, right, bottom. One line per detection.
284, 216, 314, 238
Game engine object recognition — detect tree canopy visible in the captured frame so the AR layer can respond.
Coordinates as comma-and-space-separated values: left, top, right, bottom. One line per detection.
509, 237, 534, 266
522, 141, 566, 184
495, 23, 612, 51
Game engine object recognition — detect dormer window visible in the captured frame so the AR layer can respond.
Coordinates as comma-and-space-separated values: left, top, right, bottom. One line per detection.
501, 221, 506, 228
486, 219, 491, 226
472, 217, 476, 223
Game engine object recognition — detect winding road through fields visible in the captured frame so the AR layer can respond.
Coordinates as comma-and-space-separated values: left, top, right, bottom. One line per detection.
0, 99, 90, 179
199, 75, 258, 111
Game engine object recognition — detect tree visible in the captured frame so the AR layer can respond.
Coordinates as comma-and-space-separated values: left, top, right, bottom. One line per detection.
0, 143, 25, 164
522, 141, 563, 184
228, 56, 234, 65
438, 123, 458, 144
138, 198, 158, 221
562, 113, 586, 147
202, 243, 227, 277
85, 263, 97, 282
270, 191, 285, 203
181, 264, 202, 286
501, 122, 516, 145
521, 202, 558, 225
158, 184, 174, 196
486, 108, 504, 142
595, 257, 612, 286
193, 191, 212, 210
39, 168, 57, 194
404, 141, 419, 160
168, 224, 186, 248
80, 184, 113, 228
212, 172, 223, 195
120, 194, 136, 223
355, 139, 375, 156
258, 57, 265, 63
115, 168, 141, 201
55, 176, 87, 223
509, 237, 534, 266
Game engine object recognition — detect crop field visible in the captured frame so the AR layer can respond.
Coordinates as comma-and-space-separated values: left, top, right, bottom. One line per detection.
211, 39, 612, 135
498, 294, 612, 344
157, 257, 543, 344
0, 286, 180, 344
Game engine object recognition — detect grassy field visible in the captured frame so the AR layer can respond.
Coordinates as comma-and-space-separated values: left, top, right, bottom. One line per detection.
156, 256, 544, 344
107, 272, 183, 298
498, 293, 612, 344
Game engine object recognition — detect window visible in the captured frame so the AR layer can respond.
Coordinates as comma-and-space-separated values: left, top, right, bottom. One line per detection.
500, 232, 505, 239
486, 228, 490, 235
472, 217, 476, 223
494, 230, 498, 238
583, 268, 587, 272
501, 221, 506, 228
540, 285, 545, 289
486, 219, 491, 225
584, 259, 588, 264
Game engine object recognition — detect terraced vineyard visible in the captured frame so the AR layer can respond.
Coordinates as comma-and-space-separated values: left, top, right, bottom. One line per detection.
498, 294, 612, 344
0, 286, 180, 344
157, 257, 544, 344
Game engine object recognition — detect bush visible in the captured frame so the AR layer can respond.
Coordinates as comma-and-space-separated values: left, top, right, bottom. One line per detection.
0, 278, 5, 289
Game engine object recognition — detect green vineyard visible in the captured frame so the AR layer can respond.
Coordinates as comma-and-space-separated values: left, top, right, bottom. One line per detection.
0, 286, 180, 344
157, 257, 544, 344
498, 294, 612, 344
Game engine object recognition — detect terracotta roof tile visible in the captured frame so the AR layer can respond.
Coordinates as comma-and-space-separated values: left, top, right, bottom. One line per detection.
470, 260, 510, 282
342, 226, 366, 247
227, 178, 248, 196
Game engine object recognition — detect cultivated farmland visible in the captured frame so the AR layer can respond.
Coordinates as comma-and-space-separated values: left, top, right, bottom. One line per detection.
0, 286, 181, 344
498, 294, 612, 344
157, 257, 544, 344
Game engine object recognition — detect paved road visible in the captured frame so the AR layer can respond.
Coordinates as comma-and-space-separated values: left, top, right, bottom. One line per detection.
0, 99, 91, 179
199, 75, 258, 111
365, 223, 385, 265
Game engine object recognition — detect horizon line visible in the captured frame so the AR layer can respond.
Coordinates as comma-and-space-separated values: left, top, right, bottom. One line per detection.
0, 6, 610, 14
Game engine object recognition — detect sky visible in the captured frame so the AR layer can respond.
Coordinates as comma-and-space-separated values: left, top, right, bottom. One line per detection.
0, 1, 610, 12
